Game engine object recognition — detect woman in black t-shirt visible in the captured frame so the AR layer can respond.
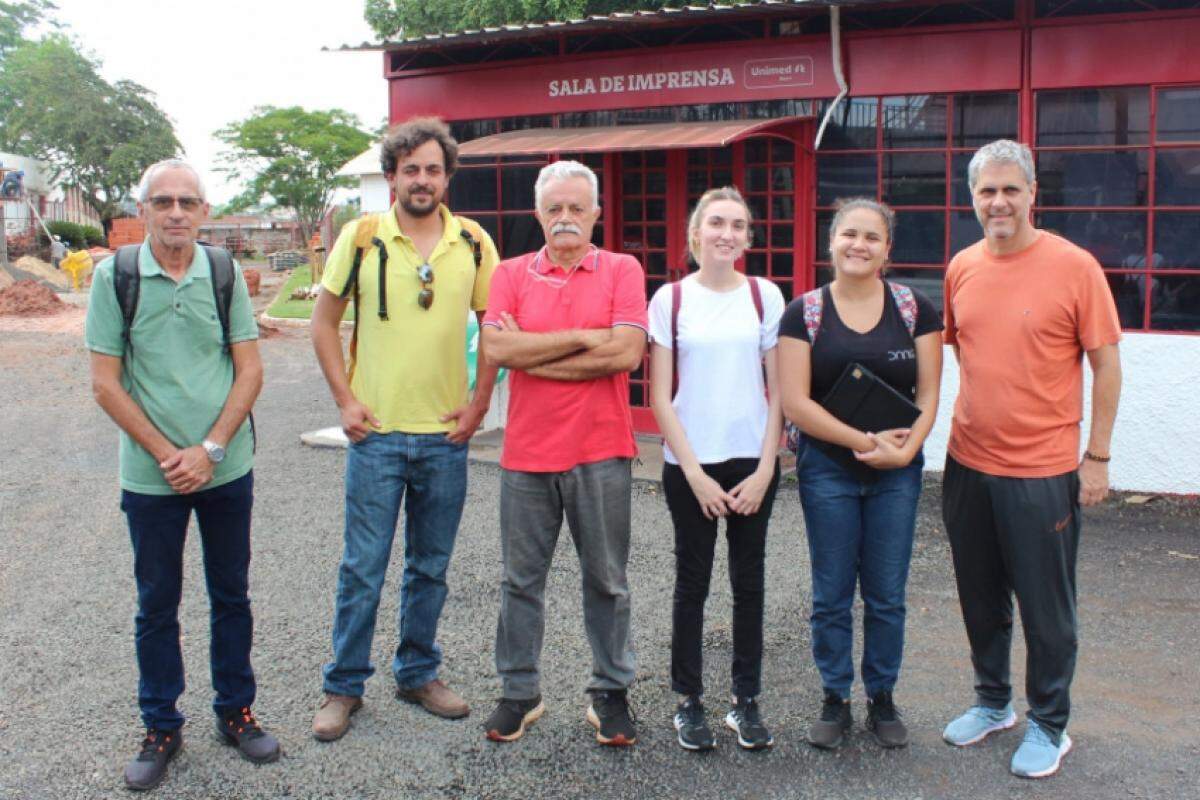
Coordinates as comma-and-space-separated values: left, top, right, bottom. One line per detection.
778, 198, 943, 751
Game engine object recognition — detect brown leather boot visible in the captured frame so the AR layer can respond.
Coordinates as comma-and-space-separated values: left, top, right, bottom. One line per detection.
312, 693, 363, 741
396, 679, 470, 719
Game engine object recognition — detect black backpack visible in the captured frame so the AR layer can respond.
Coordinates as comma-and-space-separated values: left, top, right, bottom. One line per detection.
112, 243, 255, 449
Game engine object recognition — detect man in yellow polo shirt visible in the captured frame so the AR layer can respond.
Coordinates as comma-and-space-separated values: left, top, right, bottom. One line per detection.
310, 118, 499, 741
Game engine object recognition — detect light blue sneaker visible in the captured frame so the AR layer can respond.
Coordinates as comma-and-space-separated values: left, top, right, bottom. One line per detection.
1011, 720, 1072, 778
942, 703, 1017, 746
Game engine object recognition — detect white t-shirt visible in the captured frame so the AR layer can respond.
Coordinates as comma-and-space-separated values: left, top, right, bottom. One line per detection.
648, 275, 785, 465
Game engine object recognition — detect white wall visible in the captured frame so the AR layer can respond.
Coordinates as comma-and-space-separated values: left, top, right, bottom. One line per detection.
360, 175, 391, 213
923, 334, 1200, 494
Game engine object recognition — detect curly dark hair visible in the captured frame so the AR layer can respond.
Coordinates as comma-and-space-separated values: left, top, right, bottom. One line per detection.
379, 117, 459, 177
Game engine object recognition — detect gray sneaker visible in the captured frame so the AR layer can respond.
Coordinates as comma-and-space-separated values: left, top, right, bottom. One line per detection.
866, 690, 908, 748
942, 703, 1017, 747
807, 691, 852, 749
124, 729, 182, 791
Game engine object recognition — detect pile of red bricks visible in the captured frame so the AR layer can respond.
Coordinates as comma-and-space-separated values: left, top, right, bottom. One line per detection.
108, 217, 145, 248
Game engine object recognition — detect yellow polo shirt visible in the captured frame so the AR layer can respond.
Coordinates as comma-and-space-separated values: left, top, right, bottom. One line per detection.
321, 204, 498, 433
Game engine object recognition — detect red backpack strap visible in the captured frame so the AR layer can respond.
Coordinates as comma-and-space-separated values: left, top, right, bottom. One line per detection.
671, 280, 682, 398
748, 275, 764, 322
802, 287, 824, 342
887, 281, 919, 338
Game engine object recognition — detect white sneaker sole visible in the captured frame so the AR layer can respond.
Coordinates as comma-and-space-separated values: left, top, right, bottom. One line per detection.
673, 715, 716, 751
1013, 733, 1073, 778
943, 709, 1018, 747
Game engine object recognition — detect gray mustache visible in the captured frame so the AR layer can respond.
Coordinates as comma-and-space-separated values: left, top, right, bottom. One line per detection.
551, 222, 583, 236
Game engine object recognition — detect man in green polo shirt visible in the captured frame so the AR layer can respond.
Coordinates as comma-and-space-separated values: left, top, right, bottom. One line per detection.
86, 159, 279, 791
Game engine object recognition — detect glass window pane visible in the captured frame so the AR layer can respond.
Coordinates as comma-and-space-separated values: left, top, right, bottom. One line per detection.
1036, 87, 1150, 146
746, 251, 767, 276
622, 199, 642, 223
747, 195, 769, 222
645, 170, 667, 195
892, 210, 945, 264
882, 95, 948, 149
771, 224, 794, 248
621, 226, 643, 249
815, 267, 834, 288
500, 166, 541, 209
450, 168, 497, 212
711, 169, 733, 186
953, 92, 1018, 147
951, 153, 973, 206
751, 223, 767, 248
1036, 150, 1148, 206
772, 166, 794, 191
886, 267, 945, 311
1154, 149, 1200, 206
817, 154, 878, 206
646, 226, 666, 248
816, 97, 878, 150
1107, 273, 1145, 329
745, 166, 769, 192
645, 150, 667, 168
950, 209, 981, 255
1155, 212, 1200, 269
1151, 276, 1200, 331
771, 140, 795, 162
475, 215, 499, 250
744, 140, 769, 164
687, 169, 709, 196
1036, 211, 1147, 268
645, 251, 667, 275
501, 215, 544, 258
771, 252, 794, 277
884, 153, 946, 206
621, 170, 640, 195
645, 198, 666, 221
772, 195, 794, 222
1156, 87, 1200, 143
816, 211, 833, 261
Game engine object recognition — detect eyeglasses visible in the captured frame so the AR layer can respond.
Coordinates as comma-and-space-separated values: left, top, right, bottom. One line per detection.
147, 195, 204, 212
417, 263, 434, 309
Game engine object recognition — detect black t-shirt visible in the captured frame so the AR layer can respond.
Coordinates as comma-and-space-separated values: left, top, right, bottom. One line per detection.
779, 283, 943, 403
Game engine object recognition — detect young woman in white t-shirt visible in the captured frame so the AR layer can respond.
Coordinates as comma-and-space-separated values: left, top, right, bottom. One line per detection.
648, 186, 785, 752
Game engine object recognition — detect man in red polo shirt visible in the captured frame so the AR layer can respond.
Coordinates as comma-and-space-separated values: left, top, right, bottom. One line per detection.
480, 160, 647, 747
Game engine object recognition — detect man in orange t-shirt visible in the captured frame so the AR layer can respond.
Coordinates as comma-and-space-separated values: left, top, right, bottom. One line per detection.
940, 140, 1122, 779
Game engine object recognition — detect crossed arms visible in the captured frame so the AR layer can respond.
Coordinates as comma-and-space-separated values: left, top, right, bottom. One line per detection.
481, 312, 645, 381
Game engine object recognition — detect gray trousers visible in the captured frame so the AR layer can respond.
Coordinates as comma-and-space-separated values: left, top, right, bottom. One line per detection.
496, 457, 636, 700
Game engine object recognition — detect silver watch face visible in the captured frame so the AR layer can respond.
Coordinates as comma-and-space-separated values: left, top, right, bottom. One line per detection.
204, 441, 226, 463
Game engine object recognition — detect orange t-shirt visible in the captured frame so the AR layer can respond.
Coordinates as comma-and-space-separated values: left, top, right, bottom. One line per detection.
944, 232, 1121, 478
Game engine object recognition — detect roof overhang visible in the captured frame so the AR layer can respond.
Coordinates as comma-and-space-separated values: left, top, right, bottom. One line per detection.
458, 116, 810, 157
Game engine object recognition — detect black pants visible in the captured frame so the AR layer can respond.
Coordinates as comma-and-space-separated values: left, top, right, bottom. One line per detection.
664, 458, 780, 699
942, 455, 1080, 739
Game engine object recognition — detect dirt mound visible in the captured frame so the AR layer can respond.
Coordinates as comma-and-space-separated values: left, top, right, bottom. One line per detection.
13, 256, 70, 289
0, 279, 67, 316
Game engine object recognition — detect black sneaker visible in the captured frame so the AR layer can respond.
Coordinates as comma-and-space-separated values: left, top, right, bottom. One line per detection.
484, 696, 545, 742
673, 696, 716, 751
124, 728, 182, 791
724, 696, 774, 750
586, 689, 637, 746
866, 690, 908, 748
216, 707, 281, 764
808, 691, 852, 749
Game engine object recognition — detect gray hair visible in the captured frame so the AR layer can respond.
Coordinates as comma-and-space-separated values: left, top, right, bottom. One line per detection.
535, 160, 599, 211
828, 197, 896, 246
967, 139, 1035, 191
137, 159, 207, 202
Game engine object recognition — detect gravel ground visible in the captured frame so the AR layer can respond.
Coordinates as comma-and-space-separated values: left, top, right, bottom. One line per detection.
1, 328, 1197, 800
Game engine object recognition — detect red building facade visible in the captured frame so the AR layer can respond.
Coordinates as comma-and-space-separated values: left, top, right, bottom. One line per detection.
371, 0, 1200, 431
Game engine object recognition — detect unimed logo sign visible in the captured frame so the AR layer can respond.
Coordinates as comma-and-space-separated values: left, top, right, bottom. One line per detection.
744, 57, 815, 89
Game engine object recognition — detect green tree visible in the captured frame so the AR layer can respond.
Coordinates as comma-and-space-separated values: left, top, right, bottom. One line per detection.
0, 35, 180, 232
364, 0, 687, 39
0, 0, 55, 57
215, 106, 372, 244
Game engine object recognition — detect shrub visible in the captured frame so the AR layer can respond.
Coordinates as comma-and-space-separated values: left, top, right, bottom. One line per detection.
42, 220, 103, 249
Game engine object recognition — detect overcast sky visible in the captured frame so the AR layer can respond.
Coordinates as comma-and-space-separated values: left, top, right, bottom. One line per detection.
43, 0, 388, 205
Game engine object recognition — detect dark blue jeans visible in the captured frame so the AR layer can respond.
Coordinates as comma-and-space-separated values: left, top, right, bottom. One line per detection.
121, 470, 256, 731
797, 442, 923, 698
323, 432, 468, 696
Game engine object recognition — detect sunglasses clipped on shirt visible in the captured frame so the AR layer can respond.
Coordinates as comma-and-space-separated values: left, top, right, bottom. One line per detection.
417, 262, 434, 309
147, 195, 204, 212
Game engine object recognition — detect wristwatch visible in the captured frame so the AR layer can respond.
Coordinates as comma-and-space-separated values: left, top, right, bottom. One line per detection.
202, 439, 226, 464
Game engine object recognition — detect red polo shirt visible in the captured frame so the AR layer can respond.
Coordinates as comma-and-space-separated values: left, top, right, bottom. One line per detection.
483, 246, 648, 472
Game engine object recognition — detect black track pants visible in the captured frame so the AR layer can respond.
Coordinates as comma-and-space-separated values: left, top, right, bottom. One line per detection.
942, 455, 1081, 739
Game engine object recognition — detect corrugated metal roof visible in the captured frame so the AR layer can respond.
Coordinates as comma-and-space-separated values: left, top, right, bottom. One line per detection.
331, 1, 890, 54
457, 117, 810, 157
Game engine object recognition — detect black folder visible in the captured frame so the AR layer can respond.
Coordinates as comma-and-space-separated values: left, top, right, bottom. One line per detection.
809, 362, 922, 480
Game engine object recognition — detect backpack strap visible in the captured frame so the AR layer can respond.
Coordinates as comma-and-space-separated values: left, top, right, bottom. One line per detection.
339, 213, 386, 382
886, 280, 918, 338
670, 280, 682, 398
201, 244, 236, 350
748, 276, 765, 323
455, 215, 484, 270
801, 286, 824, 342
113, 245, 142, 355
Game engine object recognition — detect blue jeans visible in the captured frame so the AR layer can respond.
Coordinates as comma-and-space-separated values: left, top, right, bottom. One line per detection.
797, 441, 923, 698
122, 470, 256, 731
323, 432, 468, 696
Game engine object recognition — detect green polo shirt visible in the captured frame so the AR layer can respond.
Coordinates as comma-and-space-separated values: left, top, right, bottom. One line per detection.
85, 240, 258, 495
